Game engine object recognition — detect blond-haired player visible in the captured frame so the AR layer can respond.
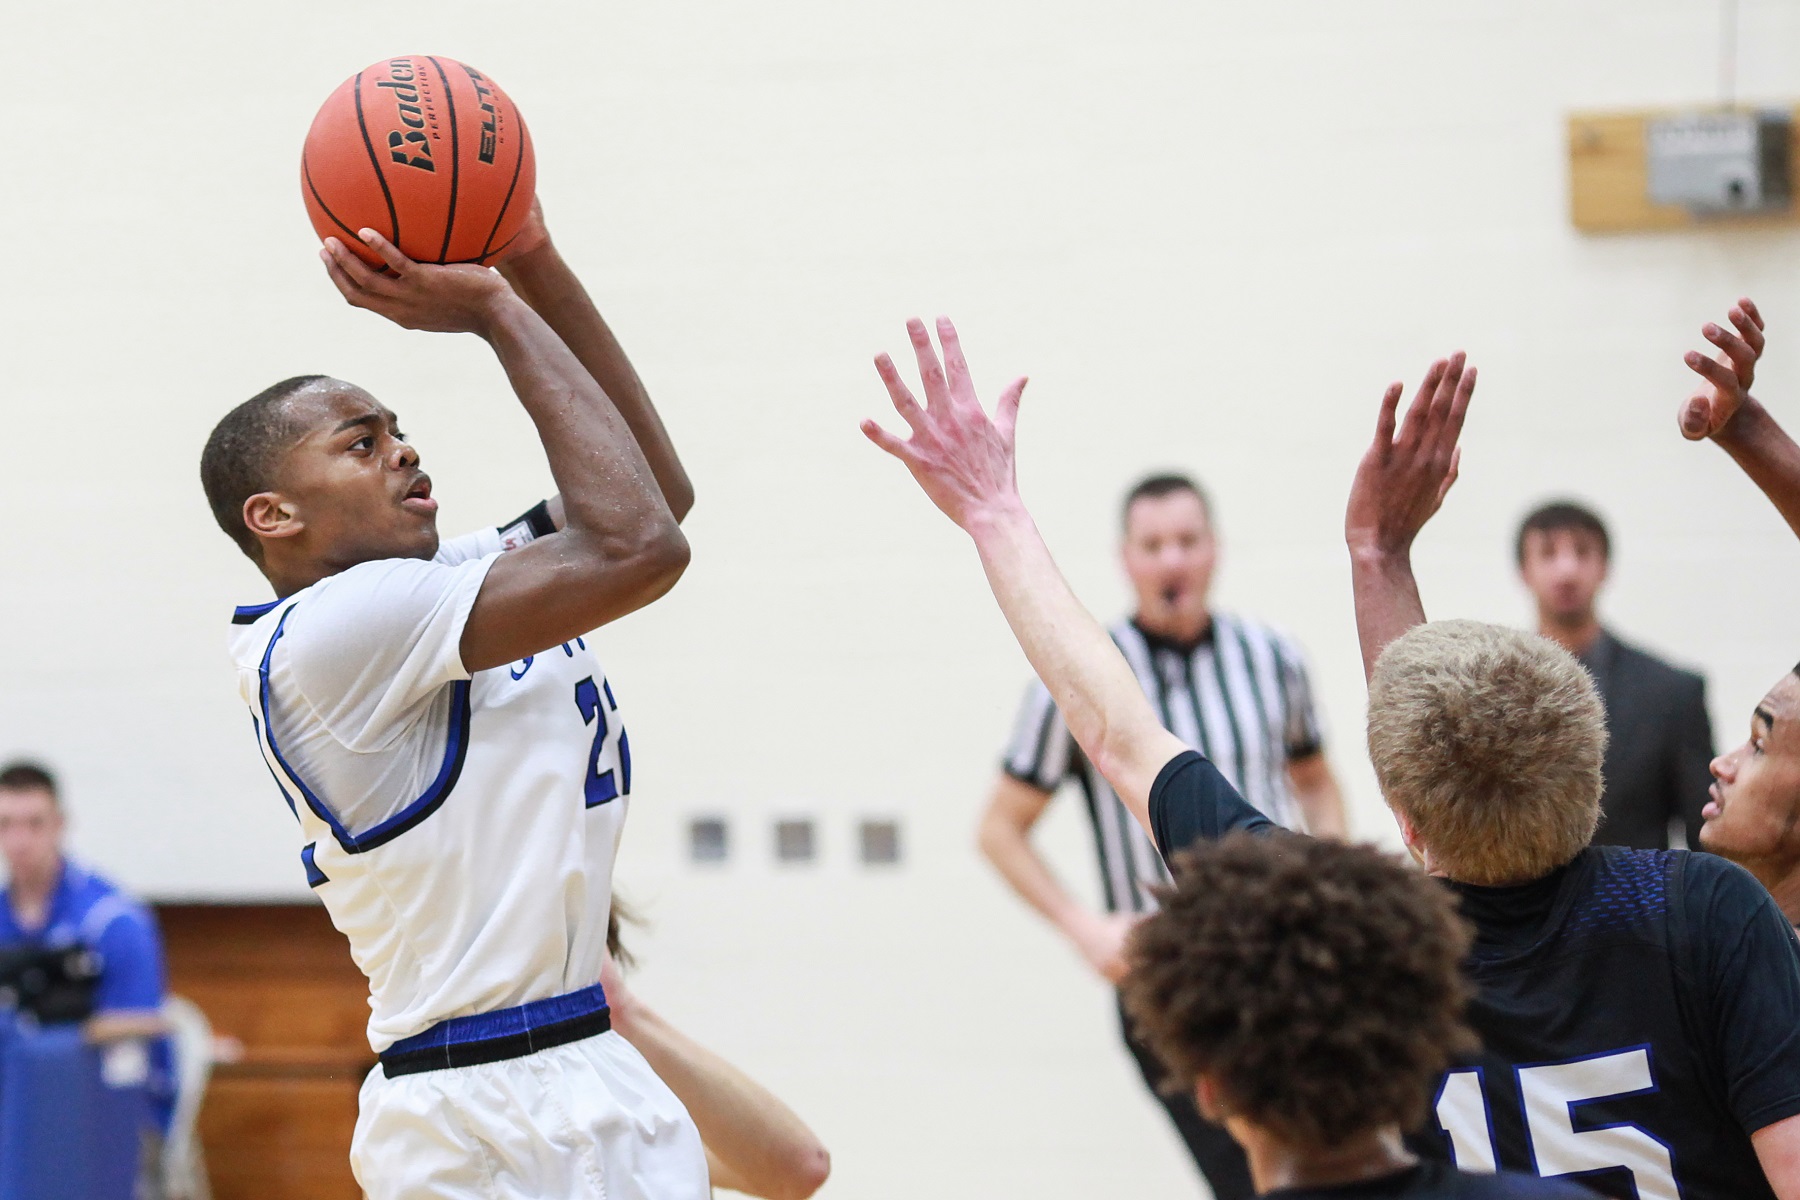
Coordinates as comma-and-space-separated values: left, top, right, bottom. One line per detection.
862, 317, 1800, 1197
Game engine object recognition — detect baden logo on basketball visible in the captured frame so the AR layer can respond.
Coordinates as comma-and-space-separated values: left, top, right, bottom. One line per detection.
375, 59, 437, 173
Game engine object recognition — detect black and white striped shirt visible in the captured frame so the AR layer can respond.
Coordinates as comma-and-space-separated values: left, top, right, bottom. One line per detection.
1002, 613, 1324, 914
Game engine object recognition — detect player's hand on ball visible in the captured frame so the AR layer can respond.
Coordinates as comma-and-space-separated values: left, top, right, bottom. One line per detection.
1345, 352, 1475, 558
1681, 298, 1764, 441
862, 317, 1029, 531
320, 230, 513, 335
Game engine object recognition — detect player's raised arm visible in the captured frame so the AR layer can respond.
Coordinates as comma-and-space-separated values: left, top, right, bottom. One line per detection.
601, 953, 830, 1200
322, 231, 688, 672
496, 200, 694, 524
860, 318, 1185, 827
1680, 299, 1800, 542
1344, 353, 1475, 682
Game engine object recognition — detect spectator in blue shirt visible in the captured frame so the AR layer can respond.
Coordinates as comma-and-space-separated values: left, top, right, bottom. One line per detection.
0, 762, 172, 1127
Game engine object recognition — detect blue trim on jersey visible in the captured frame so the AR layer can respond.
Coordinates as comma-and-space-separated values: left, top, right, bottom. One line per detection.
300, 843, 329, 888
257, 604, 474, 855
250, 715, 300, 821
232, 599, 282, 625
384, 982, 609, 1057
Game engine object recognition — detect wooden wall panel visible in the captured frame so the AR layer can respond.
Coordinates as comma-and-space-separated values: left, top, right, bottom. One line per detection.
159, 903, 374, 1200
1568, 106, 1800, 233
198, 1076, 364, 1200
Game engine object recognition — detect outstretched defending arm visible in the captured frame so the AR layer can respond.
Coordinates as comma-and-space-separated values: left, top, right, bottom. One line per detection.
860, 318, 1186, 831
1679, 299, 1800, 540
322, 231, 688, 672
601, 956, 829, 1200
497, 201, 694, 523
1344, 354, 1476, 682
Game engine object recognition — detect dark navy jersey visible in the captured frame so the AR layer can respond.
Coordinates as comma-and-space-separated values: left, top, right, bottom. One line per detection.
1264, 1161, 1594, 1199
1149, 750, 1800, 1200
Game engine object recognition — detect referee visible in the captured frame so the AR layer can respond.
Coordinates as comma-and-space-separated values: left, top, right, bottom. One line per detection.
978, 473, 1346, 1200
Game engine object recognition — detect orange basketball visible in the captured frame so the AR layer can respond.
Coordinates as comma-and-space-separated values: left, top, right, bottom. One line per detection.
302, 56, 536, 268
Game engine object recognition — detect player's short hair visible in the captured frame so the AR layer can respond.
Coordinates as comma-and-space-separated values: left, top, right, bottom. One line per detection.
1122, 473, 1213, 529
0, 762, 59, 807
1121, 833, 1476, 1149
1368, 620, 1604, 885
1515, 500, 1610, 565
199, 375, 332, 560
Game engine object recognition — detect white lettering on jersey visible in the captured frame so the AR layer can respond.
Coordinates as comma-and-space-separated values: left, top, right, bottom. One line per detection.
1434, 1048, 1682, 1198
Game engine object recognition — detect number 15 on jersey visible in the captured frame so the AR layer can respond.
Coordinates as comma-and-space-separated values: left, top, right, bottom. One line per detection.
1435, 1047, 1679, 1199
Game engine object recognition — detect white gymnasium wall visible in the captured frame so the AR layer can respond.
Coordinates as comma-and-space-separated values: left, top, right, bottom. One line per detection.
8, 1, 1800, 1194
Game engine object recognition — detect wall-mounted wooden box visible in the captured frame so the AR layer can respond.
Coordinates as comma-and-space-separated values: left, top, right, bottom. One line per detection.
1569, 106, 1800, 233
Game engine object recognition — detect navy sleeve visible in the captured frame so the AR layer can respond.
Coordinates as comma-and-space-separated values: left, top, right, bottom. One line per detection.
1679, 852, 1800, 1133
92, 904, 166, 1014
1148, 750, 1278, 862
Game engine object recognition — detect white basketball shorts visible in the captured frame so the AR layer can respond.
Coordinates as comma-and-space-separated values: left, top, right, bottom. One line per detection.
351, 1029, 710, 1200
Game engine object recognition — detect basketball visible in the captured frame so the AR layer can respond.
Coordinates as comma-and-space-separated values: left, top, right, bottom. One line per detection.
301, 56, 535, 268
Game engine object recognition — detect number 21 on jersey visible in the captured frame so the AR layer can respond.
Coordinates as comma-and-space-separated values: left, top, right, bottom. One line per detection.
574, 676, 631, 807
1435, 1047, 1679, 1199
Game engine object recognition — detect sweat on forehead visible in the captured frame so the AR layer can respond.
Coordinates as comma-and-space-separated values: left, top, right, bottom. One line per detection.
283, 379, 389, 427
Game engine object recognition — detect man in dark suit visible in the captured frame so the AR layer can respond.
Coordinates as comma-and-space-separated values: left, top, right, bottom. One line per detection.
1516, 502, 1715, 849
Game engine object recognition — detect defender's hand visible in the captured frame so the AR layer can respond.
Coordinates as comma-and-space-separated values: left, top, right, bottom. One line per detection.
321, 230, 514, 335
1345, 352, 1475, 558
862, 317, 1029, 532
1681, 298, 1765, 441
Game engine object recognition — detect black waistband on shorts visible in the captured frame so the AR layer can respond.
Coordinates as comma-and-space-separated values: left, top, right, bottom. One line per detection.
379, 982, 611, 1078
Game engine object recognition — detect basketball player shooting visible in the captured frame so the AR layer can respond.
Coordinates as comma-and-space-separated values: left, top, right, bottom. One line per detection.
199, 205, 709, 1199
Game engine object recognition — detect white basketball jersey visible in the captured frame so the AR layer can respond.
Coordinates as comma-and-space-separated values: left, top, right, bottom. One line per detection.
227, 519, 630, 1053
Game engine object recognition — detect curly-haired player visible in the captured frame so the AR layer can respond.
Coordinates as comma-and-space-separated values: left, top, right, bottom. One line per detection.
1122, 834, 1590, 1196
862, 317, 1800, 1197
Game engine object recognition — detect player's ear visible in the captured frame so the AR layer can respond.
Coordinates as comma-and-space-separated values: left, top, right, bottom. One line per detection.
1192, 1074, 1226, 1124
1393, 809, 1429, 869
244, 491, 304, 542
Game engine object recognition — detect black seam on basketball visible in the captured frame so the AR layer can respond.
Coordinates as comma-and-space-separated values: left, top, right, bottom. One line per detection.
480, 227, 523, 265
303, 156, 364, 244
481, 114, 527, 260
426, 56, 459, 264
353, 71, 401, 249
